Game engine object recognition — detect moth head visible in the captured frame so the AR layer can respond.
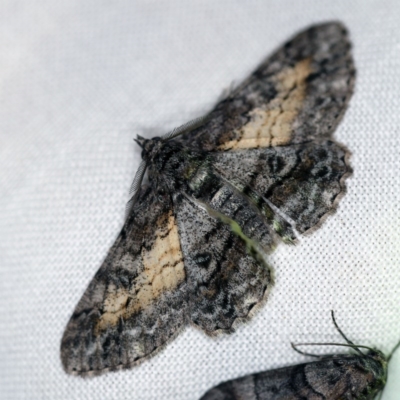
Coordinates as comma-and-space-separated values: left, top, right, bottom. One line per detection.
362, 335, 400, 398
359, 349, 387, 396
135, 135, 163, 162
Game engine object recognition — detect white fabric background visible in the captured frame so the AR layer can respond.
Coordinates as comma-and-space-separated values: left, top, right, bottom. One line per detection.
0, 1, 399, 399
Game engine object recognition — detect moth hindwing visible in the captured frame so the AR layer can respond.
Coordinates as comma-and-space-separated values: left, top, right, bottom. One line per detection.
61, 22, 355, 376
200, 311, 400, 400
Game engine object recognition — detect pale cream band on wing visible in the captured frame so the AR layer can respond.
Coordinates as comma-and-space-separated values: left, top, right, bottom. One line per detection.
96, 212, 185, 332
219, 58, 312, 150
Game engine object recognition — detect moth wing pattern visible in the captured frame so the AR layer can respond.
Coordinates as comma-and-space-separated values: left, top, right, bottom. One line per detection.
61, 185, 274, 374
178, 22, 355, 151
200, 354, 384, 400
179, 22, 354, 233
61, 21, 355, 376
174, 194, 272, 334
61, 186, 189, 375
212, 140, 350, 233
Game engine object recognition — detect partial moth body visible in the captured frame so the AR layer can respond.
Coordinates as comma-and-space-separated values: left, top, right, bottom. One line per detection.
200, 312, 399, 400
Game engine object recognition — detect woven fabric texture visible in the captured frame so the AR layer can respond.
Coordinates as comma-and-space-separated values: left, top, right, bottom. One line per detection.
0, 1, 399, 399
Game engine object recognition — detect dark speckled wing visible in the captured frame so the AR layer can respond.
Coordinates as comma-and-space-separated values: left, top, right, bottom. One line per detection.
175, 22, 354, 234
173, 194, 272, 333
61, 186, 188, 376
61, 22, 355, 376
177, 22, 354, 151
200, 353, 385, 400
212, 140, 349, 233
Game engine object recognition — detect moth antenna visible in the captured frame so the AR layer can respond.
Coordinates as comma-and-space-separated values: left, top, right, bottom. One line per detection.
161, 112, 212, 141
292, 342, 376, 354
125, 160, 147, 217
331, 310, 364, 355
290, 342, 323, 358
387, 337, 400, 362
129, 160, 147, 195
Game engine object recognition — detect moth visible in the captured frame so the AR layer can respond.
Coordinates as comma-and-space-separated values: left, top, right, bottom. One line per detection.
200, 311, 400, 400
61, 22, 355, 376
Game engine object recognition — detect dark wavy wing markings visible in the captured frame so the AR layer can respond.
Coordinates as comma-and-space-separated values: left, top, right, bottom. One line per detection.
186, 161, 296, 249
173, 194, 273, 334
200, 354, 381, 399
61, 22, 355, 377
60, 186, 188, 376
212, 140, 350, 233
175, 22, 354, 151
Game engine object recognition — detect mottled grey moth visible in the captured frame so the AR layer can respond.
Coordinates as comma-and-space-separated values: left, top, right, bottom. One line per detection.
200, 311, 400, 400
61, 22, 355, 376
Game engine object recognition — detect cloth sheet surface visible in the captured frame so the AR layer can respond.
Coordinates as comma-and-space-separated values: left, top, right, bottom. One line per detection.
0, 1, 399, 399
